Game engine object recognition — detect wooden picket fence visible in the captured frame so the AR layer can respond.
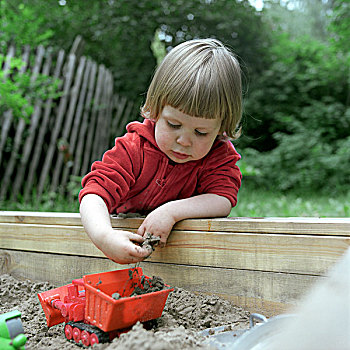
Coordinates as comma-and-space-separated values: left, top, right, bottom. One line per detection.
0, 43, 138, 202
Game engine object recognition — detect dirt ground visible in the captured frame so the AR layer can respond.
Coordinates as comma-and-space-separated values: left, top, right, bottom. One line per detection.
0, 273, 250, 349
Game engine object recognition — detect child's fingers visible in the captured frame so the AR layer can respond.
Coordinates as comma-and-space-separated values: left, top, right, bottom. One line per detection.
128, 231, 145, 243
127, 232, 153, 257
136, 224, 146, 236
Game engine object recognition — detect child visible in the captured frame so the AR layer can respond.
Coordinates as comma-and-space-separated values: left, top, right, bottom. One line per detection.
79, 38, 242, 264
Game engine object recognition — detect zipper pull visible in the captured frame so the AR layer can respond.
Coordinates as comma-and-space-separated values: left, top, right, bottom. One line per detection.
156, 178, 165, 187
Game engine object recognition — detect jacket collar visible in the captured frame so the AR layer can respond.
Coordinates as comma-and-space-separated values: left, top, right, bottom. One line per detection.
126, 118, 159, 149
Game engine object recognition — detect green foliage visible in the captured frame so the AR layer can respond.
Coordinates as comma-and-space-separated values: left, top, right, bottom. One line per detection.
0, 175, 81, 212
328, 0, 350, 53
0, 1, 53, 48
0, 189, 79, 212
4, 0, 269, 100
0, 55, 33, 120
1, 0, 349, 198
0, 1, 61, 122
0, 54, 62, 122
239, 33, 350, 193
151, 29, 167, 66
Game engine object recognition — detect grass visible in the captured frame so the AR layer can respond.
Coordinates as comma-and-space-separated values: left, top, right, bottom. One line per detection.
0, 185, 349, 218
0, 192, 79, 213
230, 183, 350, 217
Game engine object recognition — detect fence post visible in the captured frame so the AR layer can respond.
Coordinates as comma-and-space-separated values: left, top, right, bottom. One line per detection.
11, 48, 54, 200
50, 55, 86, 193
59, 56, 92, 194
0, 45, 44, 201
0, 43, 135, 203
37, 53, 76, 199
72, 61, 97, 178
81, 64, 105, 176
0, 45, 28, 168
23, 49, 66, 201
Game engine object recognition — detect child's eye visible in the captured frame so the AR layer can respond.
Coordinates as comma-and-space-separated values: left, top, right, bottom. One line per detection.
195, 130, 208, 136
167, 121, 181, 129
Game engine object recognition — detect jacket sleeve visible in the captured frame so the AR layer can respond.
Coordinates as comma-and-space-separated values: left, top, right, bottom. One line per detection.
78, 133, 142, 213
196, 140, 242, 207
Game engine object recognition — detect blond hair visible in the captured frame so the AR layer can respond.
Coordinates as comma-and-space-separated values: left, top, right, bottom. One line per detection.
141, 38, 242, 139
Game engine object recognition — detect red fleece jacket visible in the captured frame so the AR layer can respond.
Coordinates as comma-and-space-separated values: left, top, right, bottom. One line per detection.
79, 119, 241, 214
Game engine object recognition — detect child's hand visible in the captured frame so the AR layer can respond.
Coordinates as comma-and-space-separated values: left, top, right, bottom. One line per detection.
97, 229, 153, 264
80, 194, 152, 264
137, 206, 176, 247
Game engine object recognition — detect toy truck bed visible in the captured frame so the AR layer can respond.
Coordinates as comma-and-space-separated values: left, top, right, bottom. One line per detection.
83, 268, 173, 332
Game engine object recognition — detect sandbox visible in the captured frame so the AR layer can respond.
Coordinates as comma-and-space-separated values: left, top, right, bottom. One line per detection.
0, 211, 349, 348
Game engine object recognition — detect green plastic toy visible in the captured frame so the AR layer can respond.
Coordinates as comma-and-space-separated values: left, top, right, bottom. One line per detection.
0, 310, 27, 349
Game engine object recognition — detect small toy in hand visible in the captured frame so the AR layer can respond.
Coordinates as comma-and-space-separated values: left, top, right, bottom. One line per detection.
142, 233, 161, 251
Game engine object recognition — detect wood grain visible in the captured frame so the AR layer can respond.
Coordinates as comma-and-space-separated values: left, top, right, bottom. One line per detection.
1, 222, 348, 275
1, 212, 350, 235
0, 249, 320, 316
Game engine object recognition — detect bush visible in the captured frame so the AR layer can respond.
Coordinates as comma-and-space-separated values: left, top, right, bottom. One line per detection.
239, 34, 350, 193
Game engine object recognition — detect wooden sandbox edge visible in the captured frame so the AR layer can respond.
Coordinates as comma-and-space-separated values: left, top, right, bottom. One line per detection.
1, 211, 349, 316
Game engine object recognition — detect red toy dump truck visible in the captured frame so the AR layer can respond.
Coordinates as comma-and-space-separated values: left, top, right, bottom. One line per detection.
38, 268, 173, 346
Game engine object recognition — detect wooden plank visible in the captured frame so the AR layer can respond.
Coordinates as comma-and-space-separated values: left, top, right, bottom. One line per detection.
72, 60, 97, 177
11, 47, 52, 199
37, 53, 76, 198
91, 65, 107, 161
24, 49, 66, 201
0, 211, 82, 226
104, 72, 114, 148
97, 68, 112, 156
0, 248, 320, 316
111, 94, 127, 138
1, 212, 350, 236
116, 99, 134, 137
1, 222, 349, 275
0, 45, 45, 200
51, 55, 87, 192
60, 55, 91, 191
81, 64, 105, 174
2, 45, 16, 77
69, 35, 84, 57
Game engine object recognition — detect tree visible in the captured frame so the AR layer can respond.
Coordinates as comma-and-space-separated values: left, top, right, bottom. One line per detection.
4, 0, 269, 100
328, 0, 350, 53
0, 1, 53, 49
262, 0, 333, 42
0, 1, 59, 121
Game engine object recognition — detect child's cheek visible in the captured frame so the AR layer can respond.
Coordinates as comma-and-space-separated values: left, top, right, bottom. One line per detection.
155, 131, 172, 152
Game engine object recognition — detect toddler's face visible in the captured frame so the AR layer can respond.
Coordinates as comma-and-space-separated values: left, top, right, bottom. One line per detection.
154, 105, 221, 163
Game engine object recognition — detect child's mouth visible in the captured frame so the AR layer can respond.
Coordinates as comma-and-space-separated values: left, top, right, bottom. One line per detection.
171, 151, 190, 160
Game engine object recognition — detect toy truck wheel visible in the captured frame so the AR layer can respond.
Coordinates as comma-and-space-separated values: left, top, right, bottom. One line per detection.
90, 333, 99, 346
64, 324, 73, 340
72, 327, 81, 343
81, 330, 90, 346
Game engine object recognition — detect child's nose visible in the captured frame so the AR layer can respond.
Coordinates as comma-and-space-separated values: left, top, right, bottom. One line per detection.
176, 132, 192, 147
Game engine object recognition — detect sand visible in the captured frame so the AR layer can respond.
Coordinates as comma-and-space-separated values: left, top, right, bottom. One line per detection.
0, 273, 250, 349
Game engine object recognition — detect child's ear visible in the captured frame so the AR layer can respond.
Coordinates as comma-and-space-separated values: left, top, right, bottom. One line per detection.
141, 112, 156, 122
217, 131, 228, 141
217, 129, 226, 136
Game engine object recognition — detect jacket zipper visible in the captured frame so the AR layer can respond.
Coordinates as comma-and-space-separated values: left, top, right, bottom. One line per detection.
143, 158, 168, 209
